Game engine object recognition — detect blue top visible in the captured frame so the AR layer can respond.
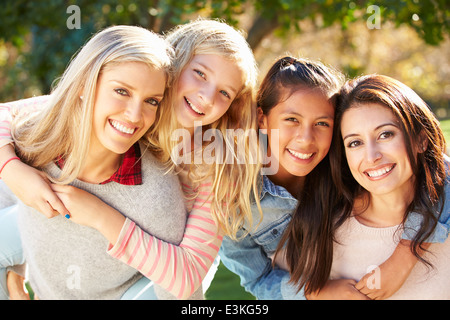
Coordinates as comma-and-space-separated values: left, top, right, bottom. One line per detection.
219, 156, 450, 300
219, 174, 304, 300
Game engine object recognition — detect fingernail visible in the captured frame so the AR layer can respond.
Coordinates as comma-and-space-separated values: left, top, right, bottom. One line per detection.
65, 214, 70, 219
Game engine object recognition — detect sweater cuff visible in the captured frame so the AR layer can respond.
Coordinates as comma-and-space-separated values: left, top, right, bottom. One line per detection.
107, 218, 136, 258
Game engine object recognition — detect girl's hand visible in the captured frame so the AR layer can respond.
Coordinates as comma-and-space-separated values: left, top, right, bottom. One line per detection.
50, 184, 125, 244
50, 184, 105, 229
306, 279, 370, 300
355, 239, 429, 300
0, 147, 69, 219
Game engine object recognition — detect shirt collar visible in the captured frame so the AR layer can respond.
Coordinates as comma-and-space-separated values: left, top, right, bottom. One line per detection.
259, 174, 296, 200
56, 143, 142, 185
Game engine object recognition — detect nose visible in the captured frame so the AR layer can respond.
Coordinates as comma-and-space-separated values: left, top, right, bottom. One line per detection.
124, 100, 143, 123
295, 125, 313, 145
365, 141, 382, 163
198, 83, 215, 107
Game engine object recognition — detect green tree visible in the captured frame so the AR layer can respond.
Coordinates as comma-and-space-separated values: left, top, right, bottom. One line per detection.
0, 0, 448, 98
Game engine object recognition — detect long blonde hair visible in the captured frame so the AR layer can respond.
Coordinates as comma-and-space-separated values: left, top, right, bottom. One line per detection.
149, 19, 262, 238
12, 25, 173, 184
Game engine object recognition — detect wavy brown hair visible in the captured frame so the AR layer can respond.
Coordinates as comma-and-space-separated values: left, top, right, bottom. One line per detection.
279, 74, 447, 296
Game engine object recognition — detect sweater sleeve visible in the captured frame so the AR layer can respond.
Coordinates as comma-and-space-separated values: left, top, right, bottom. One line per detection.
0, 96, 50, 149
107, 176, 224, 299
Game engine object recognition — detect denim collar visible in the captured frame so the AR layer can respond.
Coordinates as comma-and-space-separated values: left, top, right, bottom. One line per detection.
259, 174, 297, 201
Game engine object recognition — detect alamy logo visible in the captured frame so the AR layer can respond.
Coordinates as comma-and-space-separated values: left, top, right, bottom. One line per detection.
170, 122, 279, 175
367, 5, 381, 29
66, 265, 81, 290
66, 5, 81, 30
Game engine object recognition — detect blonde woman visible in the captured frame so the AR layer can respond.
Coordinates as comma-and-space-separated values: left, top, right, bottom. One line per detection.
0, 25, 199, 299
0, 19, 261, 299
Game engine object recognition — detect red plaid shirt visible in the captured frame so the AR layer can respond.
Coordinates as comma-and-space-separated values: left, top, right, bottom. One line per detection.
56, 143, 142, 185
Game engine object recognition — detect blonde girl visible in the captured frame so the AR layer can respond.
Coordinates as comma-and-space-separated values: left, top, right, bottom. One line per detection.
0, 19, 261, 299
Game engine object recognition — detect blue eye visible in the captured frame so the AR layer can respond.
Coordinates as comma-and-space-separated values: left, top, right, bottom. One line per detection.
220, 90, 230, 99
194, 69, 205, 79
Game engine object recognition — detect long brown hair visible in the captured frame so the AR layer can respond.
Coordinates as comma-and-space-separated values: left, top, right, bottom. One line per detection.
269, 56, 344, 294
279, 74, 447, 295
332, 74, 447, 258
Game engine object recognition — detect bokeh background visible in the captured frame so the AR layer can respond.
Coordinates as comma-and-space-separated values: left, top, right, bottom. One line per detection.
1, 0, 448, 300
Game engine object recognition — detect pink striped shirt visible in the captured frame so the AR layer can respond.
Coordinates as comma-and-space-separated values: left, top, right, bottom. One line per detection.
0, 95, 51, 149
0, 95, 224, 299
108, 173, 223, 299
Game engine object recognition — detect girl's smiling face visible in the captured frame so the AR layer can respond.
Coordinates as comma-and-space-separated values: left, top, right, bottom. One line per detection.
260, 89, 335, 182
175, 54, 243, 132
91, 61, 166, 156
341, 103, 415, 197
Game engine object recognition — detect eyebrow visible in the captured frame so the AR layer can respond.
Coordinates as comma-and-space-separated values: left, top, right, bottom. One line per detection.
110, 80, 136, 91
342, 122, 398, 141
282, 111, 334, 120
196, 62, 240, 96
110, 80, 164, 98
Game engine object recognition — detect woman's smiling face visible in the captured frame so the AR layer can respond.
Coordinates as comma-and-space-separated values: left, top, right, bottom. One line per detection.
91, 61, 166, 156
260, 88, 335, 180
341, 103, 415, 196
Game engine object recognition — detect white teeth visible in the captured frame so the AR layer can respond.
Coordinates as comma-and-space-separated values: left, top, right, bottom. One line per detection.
287, 149, 313, 160
366, 165, 394, 178
185, 98, 204, 115
110, 120, 135, 135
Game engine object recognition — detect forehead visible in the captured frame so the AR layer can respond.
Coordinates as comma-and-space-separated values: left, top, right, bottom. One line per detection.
98, 61, 166, 92
272, 89, 334, 116
341, 103, 398, 130
190, 54, 244, 86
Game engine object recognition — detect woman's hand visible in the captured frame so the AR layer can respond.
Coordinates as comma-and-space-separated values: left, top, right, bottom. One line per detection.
355, 239, 428, 299
0, 146, 70, 219
306, 279, 370, 300
49, 184, 106, 229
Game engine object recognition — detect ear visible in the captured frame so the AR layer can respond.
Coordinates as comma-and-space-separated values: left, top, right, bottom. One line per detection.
416, 130, 429, 154
258, 107, 268, 134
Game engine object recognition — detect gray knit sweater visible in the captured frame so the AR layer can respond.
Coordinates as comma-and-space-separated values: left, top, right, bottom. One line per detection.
15, 143, 200, 299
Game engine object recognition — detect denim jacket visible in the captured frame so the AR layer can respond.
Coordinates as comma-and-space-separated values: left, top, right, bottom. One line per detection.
220, 157, 450, 300
219, 175, 305, 299
402, 155, 450, 242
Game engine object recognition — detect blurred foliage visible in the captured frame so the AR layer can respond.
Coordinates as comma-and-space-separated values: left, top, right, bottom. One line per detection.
0, 0, 448, 114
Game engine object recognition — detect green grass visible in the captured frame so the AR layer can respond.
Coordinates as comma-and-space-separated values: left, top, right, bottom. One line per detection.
441, 119, 450, 152
205, 262, 255, 300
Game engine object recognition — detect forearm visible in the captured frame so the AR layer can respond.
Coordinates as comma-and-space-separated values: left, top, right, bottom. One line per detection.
0, 96, 49, 149
0, 145, 19, 179
0, 103, 13, 149
93, 203, 127, 245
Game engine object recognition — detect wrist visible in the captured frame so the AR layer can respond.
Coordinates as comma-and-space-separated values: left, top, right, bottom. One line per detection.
0, 157, 21, 179
94, 203, 126, 244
